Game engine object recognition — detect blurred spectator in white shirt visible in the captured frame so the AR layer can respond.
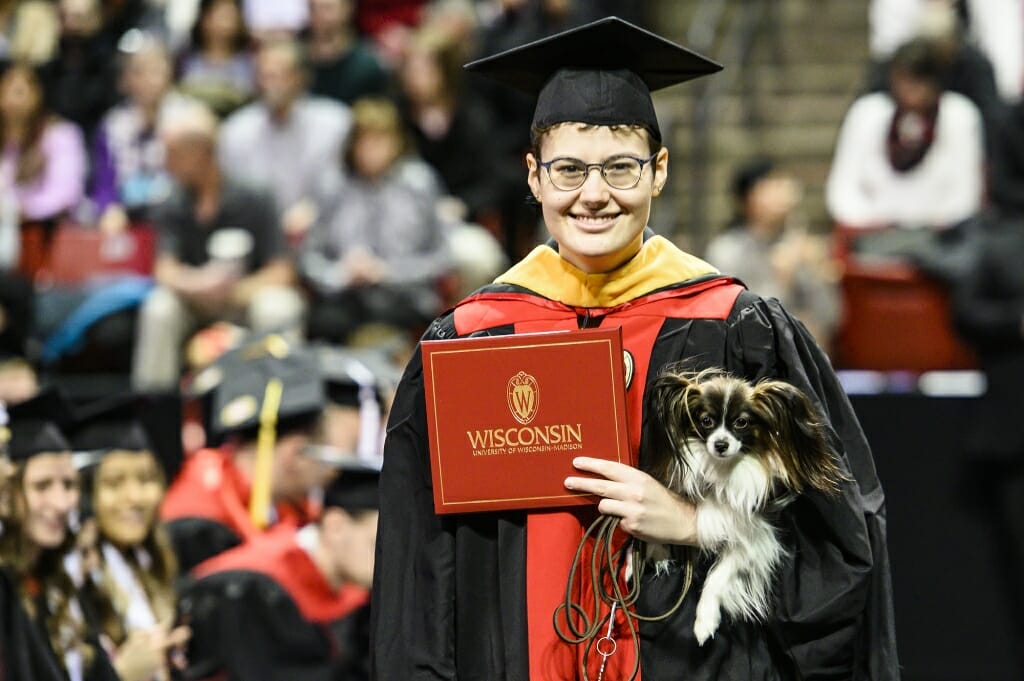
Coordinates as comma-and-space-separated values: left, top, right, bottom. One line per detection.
827, 39, 984, 230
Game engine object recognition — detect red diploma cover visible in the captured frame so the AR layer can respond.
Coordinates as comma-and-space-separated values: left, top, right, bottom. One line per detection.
421, 327, 632, 514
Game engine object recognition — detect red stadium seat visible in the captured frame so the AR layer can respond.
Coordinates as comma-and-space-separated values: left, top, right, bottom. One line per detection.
35, 222, 157, 286
832, 224, 977, 371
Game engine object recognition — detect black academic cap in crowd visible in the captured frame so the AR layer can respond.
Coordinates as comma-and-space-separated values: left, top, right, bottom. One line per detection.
314, 344, 402, 408
464, 16, 722, 142
69, 392, 184, 482
322, 457, 381, 513
210, 348, 325, 440
5, 388, 74, 461
185, 331, 300, 446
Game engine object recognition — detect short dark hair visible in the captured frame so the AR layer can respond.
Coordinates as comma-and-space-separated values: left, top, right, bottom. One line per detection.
529, 122, 661, 160
888, 38, 945, 87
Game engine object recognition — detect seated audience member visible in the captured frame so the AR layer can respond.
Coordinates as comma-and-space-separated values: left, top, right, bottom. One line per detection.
866, 1, 1001, 147
38, 0, 120, 141
130, 102, 303, 392
0, 61, 86, 225
305, 0, 390, 105
301, 97, 452, 345
398, 26, 515, 232
160, 339, 332, 573
0, 389, 120, 681
91, 36, 195, 233
69, 393, 191, 681
181, 458, 379, 681
219, 37, 352, 240
827, 38, 984, 230
706, 159, 840, 348
176, 0, 256, 118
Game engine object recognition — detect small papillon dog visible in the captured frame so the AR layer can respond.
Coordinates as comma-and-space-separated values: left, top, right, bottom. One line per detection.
642, 367, 845, 645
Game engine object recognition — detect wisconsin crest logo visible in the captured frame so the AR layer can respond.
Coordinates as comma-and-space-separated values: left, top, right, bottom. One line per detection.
507, 371, 539, 424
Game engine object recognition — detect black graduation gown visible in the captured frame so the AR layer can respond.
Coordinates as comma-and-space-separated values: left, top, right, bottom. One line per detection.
371, 236, 899, 681
30, 590, 121, 681
0, 567, 66, 681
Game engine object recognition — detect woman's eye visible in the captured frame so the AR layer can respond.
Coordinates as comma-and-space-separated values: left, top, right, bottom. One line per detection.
554, 162, 584, 175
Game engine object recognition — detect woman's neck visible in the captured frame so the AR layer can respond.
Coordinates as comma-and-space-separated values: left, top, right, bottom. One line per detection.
4, 121, 28, 146
203, 41, 235, 62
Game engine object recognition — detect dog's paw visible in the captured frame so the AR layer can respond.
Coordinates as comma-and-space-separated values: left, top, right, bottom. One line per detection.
693, 602, 721, 646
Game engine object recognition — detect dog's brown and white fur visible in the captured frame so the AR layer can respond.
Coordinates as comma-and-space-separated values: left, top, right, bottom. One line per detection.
643, 367, 845, 645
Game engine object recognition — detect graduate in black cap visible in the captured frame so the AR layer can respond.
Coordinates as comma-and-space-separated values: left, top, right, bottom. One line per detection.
69, 393, 192, 681
315, 343, 403, 462
0, 389, 120, 681
161, 336, 333, 573
181, 457, 380, 681
372, 16, 899, 681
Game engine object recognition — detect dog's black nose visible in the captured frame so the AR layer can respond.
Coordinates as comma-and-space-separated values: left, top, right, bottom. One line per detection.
714, 439, 729, 453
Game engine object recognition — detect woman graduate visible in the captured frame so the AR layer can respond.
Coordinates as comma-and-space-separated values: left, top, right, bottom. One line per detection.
0, 389, 120, 681
70, 393, 190, 681
370, 17, 899, 681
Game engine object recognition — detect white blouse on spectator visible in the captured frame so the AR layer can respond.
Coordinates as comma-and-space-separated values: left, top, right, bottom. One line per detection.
825, 90, 984, 230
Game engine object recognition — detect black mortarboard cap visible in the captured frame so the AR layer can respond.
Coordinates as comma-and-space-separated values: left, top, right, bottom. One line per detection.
315, 344, 402, 408
464, 16, 722, 142
6, 388, 74, 460
322, 457, 381, 513
185, 331, 300, 446
69, 392, 184, 482
210, 348, 325, 439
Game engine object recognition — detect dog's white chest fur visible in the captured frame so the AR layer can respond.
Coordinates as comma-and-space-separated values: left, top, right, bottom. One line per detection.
668, 440, 785, 645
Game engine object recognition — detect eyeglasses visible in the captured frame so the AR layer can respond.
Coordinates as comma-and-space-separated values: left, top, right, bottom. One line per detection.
537, 153, 658, 191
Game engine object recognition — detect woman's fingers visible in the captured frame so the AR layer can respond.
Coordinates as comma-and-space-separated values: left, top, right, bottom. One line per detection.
569, 456, 643, 482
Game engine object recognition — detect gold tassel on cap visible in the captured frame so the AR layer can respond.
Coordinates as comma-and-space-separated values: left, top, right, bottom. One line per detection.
249, 377, 283, 528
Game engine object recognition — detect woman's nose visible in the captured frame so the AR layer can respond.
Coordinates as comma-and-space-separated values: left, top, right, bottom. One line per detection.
52, 486, 79, 514
578, 167, 610, 202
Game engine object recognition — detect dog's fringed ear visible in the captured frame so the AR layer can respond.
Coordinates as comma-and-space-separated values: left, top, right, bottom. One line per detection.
639, 368, 701, 474
751, 380, 846, 495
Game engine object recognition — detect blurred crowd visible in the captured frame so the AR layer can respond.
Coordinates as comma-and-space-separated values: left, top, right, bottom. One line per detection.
0, 0, 644, 406
2, 0, 1024, 678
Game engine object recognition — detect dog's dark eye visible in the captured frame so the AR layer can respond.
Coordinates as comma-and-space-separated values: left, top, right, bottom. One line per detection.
699, 415, 714, 429
734, 417, 749, 430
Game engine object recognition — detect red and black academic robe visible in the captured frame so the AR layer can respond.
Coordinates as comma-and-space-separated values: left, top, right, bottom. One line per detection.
181, 526, 370, 681
160, 447, 318, 574
371, 234, 899, 681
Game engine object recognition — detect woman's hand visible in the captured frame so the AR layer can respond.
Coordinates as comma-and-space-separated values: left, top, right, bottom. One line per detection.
565, 457, 699, 546
113, 623, 192, 681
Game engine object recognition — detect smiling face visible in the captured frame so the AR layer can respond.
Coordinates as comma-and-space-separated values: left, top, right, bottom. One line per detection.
527, 123, 667, 274
93, 451, 164, 548
21, 453, 79, 549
